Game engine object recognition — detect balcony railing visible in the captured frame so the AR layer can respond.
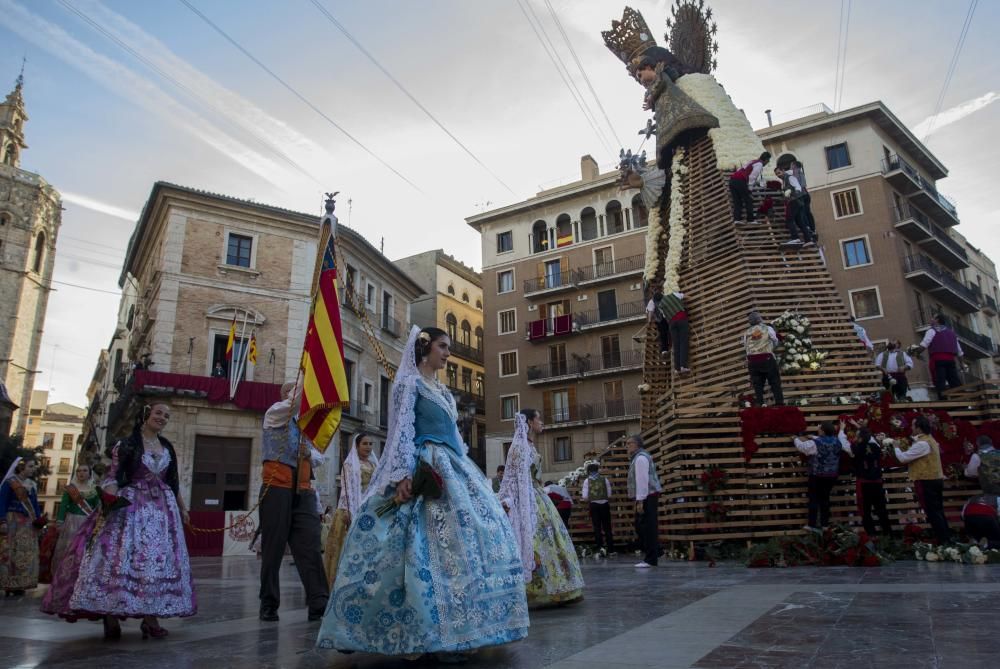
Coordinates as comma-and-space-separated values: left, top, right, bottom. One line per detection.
574, 300, 646, 328
449, 340, 484, 363
882, 154, 921, 184
903, 255, 980, 310
546, 398, 641, 425
524, 271, 573, 294
985, 295, 998, 314
526, 314, 575, 340
915, 172, 958, 219
527, 348, 643, 382
882, 154, 959, 224
953, 322, 994, 356
574, 253, 644, 283
445, 385, 486, 413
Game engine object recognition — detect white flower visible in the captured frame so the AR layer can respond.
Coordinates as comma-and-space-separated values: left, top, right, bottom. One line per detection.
809, 362, 820, 370
795, 326, 805, 334
925, 551, 940, 561
970, 546, 984, 557
638, 383, 651, 393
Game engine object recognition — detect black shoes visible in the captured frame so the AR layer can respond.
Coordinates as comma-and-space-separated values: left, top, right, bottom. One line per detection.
259, 608, 279, 622
308, 609, 324, 622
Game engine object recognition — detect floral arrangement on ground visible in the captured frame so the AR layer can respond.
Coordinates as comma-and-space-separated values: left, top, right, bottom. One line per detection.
771, 311, 826, 374
557, 459, 601, 488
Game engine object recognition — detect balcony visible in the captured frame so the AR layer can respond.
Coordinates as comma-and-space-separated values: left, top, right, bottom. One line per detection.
524, 271, 575, 298
902, 255, 979, 313
953, 322, 995, 359
574, 253, 644, 285
526, 314, 575, 341
882, 154, 959, 227
449, 340, 484, 364
920, 222, 969, 270
892, 203, 932, 242
545, 398, 641, 428
984, 295, 998, 316
527, 348, 643, 385
575, 300, 646, 330
446, 385, 486, 413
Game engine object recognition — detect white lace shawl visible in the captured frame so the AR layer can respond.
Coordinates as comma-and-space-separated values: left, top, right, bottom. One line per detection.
497, 414, 538, 582
361, 326, 422, 505
338, 433, 379, 516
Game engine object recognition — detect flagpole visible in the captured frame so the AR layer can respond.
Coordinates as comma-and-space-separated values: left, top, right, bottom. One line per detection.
231, 309, 250, 400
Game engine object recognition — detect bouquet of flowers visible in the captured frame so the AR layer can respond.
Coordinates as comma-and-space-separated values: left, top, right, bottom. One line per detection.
699, 465, 728, 494
97, 486, 131, 516
771, 311, 827, 375
374, 461, 443, 517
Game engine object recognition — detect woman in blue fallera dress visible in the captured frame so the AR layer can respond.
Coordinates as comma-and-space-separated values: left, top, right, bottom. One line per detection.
316, 326, 528, 659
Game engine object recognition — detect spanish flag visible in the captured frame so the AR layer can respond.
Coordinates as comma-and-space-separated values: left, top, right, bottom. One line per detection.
224, 316, 236, 361
297, 225, 349, 452
248, 332, 258, 365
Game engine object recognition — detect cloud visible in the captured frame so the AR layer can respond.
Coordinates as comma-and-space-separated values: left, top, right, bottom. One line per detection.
61, 191, 139, 221
0, 0, 300, 188
914, 91, 999, 139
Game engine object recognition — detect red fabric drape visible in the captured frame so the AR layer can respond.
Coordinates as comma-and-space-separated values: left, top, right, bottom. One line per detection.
133, 370, 282, 414
740, 406, 808, 462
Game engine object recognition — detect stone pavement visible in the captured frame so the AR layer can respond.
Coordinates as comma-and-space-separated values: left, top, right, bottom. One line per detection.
1, 556, 998, 668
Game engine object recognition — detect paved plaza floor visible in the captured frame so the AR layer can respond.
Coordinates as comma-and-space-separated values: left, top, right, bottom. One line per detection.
1, 555, 998, 668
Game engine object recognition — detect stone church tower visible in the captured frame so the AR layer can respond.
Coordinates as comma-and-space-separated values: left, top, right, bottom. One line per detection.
0, 73, 62, 435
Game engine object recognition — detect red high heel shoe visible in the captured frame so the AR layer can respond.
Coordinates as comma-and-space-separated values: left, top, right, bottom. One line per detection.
140, 621, 169, 639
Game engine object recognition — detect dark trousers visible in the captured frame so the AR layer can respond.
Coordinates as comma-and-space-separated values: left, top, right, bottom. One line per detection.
748, 356, 783, 405
670, 319, 690, 370
801, 192, 816, 234
557, 506, 572, 529
914, 479, 951, 544
785, 200, 812, 242
883, 372, 909, 401
589, 502, 614, 551
729, 178, 754, 221
634, 495, 660, 565
259, 487, 329, 613
858, 481, 892, 535
655, 319, 670, 353
964, 515, 1000, 549
933, 359, 962, 399
807, 475, 837, 528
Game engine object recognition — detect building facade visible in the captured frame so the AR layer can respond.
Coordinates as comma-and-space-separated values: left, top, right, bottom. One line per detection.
0, 75, 62, 435
393, 249, 486, 469
22, 390, 86, 516
757, 102, 998, 397
87, 184, 422, 517
467, 156, 647, 479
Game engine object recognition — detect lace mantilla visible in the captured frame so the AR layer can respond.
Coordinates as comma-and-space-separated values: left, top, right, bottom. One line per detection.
339, 434, 379, 516
497, 413, 538, 582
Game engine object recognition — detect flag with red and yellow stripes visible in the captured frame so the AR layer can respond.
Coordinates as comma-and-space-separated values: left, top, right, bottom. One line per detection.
297, 228, 349, 451
224, 316, 236, 361
248, 332, 258, 365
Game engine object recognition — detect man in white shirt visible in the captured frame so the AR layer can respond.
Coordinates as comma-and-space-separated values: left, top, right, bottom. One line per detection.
893, 415, 951, 544
774, 166, 814, 247
874, 340, 913, 400
729, 151, 771, 224
627, 435, 662, 568
581, 463, 615, 554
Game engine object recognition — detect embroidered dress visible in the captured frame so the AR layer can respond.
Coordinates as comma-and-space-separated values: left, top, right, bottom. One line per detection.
41, 445, 196, 620
51, 484, 99, 572
317, 328, 527, 655
0, 474, 42, 591
323, 457, 375, 587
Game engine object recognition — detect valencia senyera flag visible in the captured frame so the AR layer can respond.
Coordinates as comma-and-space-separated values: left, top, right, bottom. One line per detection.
297, 227, 349, 451
224, 316, 236, 361
248, 332, 258, 365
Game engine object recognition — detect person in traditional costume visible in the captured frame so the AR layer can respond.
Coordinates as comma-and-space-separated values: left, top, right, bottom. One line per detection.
51, 462, 99, 571
793, 422, 852, 530
322, 431, 378, 588
317, 326, 527, 660
258, 381, 329, 623
499, 410, 584, 609
742, 311, 784, 406
0, 457, 43, 596
846, 426, 892, 536
894, 415, 951, 544
775, 165, 814, 247
581, 462, 615, 555
915, 314, 964, 399
965, 435, 999, 491
729, 152, 770, 224
41, 403, 196, 639
627, 435, 662, 567
875, 340, 913, 401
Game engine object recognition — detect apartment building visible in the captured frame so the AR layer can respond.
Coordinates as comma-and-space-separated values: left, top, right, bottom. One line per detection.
467, 156, 647, 478
758, 102, 998, 397
22, 390, 85, 516
393, 249, 486, 470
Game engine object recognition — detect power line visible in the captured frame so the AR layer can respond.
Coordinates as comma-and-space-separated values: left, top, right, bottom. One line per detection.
541, 0, 622, 148
49, 279, 121, 295
307, 0, 515, 196
924, 0, 978, 138
177, 0, 424, 194
56, 0, 321, 186
513, 0, 614, 155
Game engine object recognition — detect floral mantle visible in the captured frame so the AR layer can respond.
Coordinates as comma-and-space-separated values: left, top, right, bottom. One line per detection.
772, 311, 827, 375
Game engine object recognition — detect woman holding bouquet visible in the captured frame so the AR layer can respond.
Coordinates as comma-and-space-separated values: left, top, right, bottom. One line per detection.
317, 326, 528, 660
499, 409, 584, 608
322, 431, 378, 587
0, 457, 44, 596
50, 463, 99, 571
42, 403, 196, 639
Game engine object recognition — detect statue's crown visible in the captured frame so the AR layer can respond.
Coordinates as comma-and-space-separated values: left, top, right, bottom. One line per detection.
601, 7, 657, 66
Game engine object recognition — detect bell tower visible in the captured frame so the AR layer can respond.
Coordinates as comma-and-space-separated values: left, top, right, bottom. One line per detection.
0, 67, 27, 168
0, 69, 63, 436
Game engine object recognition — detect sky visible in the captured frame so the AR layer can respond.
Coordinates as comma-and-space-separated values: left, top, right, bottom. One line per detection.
1, 0, 997, 408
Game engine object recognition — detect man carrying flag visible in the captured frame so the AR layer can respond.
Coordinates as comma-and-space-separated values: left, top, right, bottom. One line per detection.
257, 194, 347, 624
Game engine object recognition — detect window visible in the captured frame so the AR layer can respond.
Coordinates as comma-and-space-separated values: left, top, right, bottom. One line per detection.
499, 351, 518, 377
606, 200, 625, 234
544, 259, 562, 288
604, 380, 625, 416
446, 313, 458, 340
631, 193, 648, 228
379, 376, 390, 428
594, 246, 614, 277
42, 433, 55, 449
344, 359, 355, 399
551, 390, 570, 422
841, 237, 872, 268
447, 284, 455, 295
825, 142, 851, 170
61, 434, 74, 450
226, 233, 253, 267
497, 269, 514, 294
849, 287, 883, 320
446, 362, 458, 387
365, 282, 376, 309
531, 220, 549, 254
32, 231, 45, 273
607, 429, 627, 446
461, 320, 471, 346
475, 372, 485, 396
58, 458, 71, 474
37, 477, 48, 493
56, 478, 69, 494
496, 230, 513, 254
580, 207, 598, 241
475, 326, 484, 351
498, 309, 516, 334
363, 381, 373, 407
601, 334, 622, 368
832, 188, 862, 219
500, 395, 519, 421
549, 343, 567, 376
462, 292, 469, 303
212, 333, 249, 381
553, 436, 572, 462
475, 298, 482, 310
461, 367, 472, 393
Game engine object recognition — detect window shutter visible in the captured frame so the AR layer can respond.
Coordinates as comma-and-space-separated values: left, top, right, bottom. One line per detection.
559, 257, 568, 279
542, 391, 552, 423
568, 386, 577, 421
536, 262, 545, 284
